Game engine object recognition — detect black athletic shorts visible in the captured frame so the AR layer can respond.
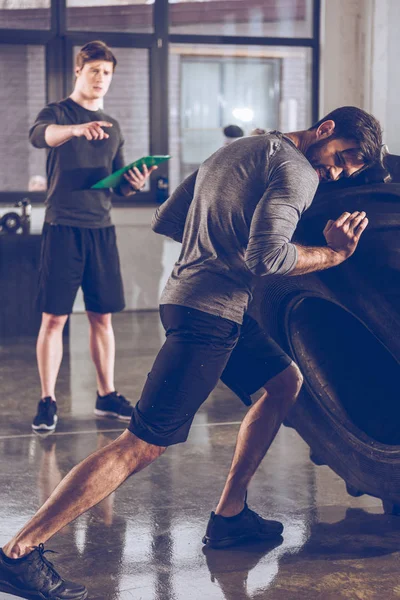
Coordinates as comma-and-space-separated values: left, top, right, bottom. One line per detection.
37, 223, 125, 315
128, 304, 293, 447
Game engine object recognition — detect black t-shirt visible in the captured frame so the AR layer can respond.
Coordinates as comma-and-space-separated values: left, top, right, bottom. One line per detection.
29, 97, 125, 228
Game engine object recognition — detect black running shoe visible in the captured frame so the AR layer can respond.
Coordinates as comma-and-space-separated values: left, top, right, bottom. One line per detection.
0, 543, 87, 599
94, 391, 133, 421
202, 502, 284, 549
32, 398, 58, 433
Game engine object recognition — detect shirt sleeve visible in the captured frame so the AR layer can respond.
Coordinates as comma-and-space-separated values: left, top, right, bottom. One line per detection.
245, 158, 318, 276
151, 170, 198, 243
29, 105, 59, 149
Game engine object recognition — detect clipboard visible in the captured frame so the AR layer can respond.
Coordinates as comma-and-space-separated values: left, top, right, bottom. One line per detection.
91, 155, 171, 189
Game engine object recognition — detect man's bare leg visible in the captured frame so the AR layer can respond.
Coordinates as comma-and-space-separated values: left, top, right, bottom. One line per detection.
3, 430, 165, 558
87, 311, 115, 396
37, 313, 69, 399
215, 363, 303, 517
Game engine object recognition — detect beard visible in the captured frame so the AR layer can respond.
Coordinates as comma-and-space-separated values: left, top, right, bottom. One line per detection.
305, 138, 330, 167
305, 138, 335, 183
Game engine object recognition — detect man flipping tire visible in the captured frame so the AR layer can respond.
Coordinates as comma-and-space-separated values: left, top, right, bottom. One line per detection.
0, 106, 382, 599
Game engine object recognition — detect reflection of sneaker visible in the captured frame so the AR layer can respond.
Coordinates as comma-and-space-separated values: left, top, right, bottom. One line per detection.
202, 502, 283, 549
94, 391, 133, 421
37, 436, 57, 453
0, 543, 87, 599
32, 398, 58, 432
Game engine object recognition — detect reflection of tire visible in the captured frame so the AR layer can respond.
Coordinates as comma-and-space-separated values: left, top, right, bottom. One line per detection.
1, 212, 21, 234
252, 182, 400, 513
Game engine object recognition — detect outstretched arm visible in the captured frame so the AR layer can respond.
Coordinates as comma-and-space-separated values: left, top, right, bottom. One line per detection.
151, 170, 198, 242
29, 106, 113, 149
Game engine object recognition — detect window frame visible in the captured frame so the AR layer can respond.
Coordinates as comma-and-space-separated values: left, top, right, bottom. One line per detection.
0, 0, 320, 205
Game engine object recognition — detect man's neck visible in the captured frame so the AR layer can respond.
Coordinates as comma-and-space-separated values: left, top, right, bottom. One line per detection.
69, 90, 102, 112
285, 130, 314, 156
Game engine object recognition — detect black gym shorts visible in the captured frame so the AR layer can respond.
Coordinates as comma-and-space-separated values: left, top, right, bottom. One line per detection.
128, 304, 293, 447
37, 223, 125, 315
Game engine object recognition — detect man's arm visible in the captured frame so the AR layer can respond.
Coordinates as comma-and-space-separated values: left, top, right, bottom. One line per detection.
245, 160, 317, 275
244, 159, 367, 277
110, 137, 157, 197
151, 170, 198, 242
29, 106, 113, 149
289, 211, 368, 275
44, 121, 112, 148
116, 164, 157, 197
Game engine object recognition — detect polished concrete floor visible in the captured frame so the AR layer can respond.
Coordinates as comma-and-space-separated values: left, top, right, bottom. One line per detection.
0, 312, 399, 600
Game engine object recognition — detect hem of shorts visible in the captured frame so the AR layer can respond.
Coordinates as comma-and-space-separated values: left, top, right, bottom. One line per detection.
84, 304, 125, 314
39, 304, 125, 316
127, 423, 188, 447
40, 307, 72, 316
159, 300, 244, 325
257, 358, 294, 390
44, 217, 113, 229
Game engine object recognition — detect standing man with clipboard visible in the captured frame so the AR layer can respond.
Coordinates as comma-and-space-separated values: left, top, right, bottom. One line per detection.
29, 40, 155, 433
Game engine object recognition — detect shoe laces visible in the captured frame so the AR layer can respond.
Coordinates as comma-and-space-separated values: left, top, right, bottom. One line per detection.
114, 392, 130, 407
34, 543, 61, 587
38, 398, 54, 412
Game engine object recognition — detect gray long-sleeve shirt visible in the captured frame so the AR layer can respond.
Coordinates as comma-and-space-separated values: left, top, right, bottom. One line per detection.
154, 132, 318, 324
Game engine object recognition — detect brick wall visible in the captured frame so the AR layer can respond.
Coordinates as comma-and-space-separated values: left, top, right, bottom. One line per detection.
27, 45, 47, 186
102, 47, 150, 162
0, 44, 46, 191
280, 50, 310, 131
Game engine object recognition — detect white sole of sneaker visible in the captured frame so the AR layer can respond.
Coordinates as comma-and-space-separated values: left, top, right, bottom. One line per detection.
31, 415, 58, 431
94, 409, 131, 421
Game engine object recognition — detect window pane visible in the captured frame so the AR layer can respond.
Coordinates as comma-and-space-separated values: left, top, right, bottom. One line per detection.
0, 45, 46, 191
0, 0, 50, 29
73, 46, 150, 168
169, 43, 312, 189
383, 1, 400, 154
169, 0, 313, 38
67, 0, 153, 32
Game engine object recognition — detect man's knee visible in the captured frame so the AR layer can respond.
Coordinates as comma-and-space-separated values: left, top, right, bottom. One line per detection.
87, 311, 112, 329
264, 362, 303, 402
41, 312, 68, 333
117, 429, 167, 474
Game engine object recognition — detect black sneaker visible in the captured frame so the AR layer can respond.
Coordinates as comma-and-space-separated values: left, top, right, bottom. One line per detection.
32, 398, 58, 433
0, 543, 87, 599
202, 502, 284, 549
94, 391, 133, 421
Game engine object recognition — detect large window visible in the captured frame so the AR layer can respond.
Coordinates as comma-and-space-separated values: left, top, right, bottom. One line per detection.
67, 0, 153, 33
0, 0, 320, 204
169, 0, 314, 38
169, 43, 312, 188
0, 0, 51, 29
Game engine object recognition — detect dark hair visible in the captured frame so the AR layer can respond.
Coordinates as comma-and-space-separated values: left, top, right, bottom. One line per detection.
309, 106, 382, 165
76, 40, 117, 71
223, 124, 244, 139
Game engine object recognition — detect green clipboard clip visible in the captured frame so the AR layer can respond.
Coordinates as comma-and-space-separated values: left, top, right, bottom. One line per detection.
91, 155, 171, 189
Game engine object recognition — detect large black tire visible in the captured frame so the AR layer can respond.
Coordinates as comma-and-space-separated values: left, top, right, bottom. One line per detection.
252, 180, 400, 512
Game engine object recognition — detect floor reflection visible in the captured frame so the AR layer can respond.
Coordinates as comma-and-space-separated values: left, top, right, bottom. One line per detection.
0, 312, 397, 600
